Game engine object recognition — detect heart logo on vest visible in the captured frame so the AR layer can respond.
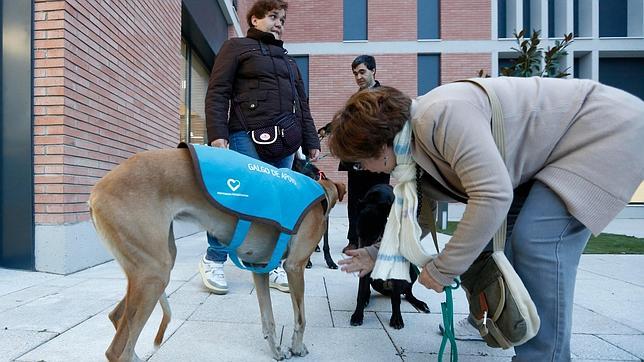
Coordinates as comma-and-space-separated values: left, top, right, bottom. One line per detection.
227, 179, 241, 192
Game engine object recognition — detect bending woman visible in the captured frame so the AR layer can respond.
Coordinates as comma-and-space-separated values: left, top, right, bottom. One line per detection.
329, 77, 644, 361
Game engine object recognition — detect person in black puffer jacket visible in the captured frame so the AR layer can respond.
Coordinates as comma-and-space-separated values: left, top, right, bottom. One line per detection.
199, 0, 320, 296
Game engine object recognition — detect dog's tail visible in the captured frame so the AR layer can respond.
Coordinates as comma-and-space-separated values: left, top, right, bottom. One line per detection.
154, 292, 172, 347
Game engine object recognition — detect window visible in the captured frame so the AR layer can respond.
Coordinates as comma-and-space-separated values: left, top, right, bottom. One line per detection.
599, 57, 644, 100
344, 0, 367, 41
292, 56, 309, 97
599, 0, 628, 37
418, 0, 440, 39
523, 0, 531, 36
180, 39, 209, 145
417, 54, 440, 95
498, 0, 508, 38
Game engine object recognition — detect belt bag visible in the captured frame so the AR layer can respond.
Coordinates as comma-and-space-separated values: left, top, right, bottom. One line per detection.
457, 79, 540, 349
236, 46, 304, 163
250, 111, 302, 162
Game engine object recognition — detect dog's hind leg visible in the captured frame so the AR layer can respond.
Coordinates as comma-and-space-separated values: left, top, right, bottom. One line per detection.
404, 286, 430, 313
154, 224, 177, 347
109, 298, 126, 330
283, 261, 309, 357
107, 268, 170, 362
252, 272, 288, 361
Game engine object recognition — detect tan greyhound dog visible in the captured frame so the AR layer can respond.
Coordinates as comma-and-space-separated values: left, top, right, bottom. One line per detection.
88, 148, 345, 362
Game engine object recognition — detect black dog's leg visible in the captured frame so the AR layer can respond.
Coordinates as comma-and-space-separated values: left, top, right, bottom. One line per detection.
322, 221, 338, 269
405, 265, 429, 312
389, 280, 405, 329
405, 290, 430, 313
350, 274, 371, 326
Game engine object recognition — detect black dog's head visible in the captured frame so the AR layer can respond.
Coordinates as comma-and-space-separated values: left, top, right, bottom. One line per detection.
292, 157, 322, 180
356, 184, 394, 247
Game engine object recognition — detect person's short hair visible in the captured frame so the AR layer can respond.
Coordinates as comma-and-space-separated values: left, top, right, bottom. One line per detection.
351, 55, 376, 71
246, 0, 288, 28
328, 86, 411, 162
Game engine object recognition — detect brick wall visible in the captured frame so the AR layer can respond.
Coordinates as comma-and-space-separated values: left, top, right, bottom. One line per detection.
441, 53, 492, 84
233, 0, 342, 42
441, 0, 491, 40
369, 0, 417, 41
277, 0, 344, 43
309, 54, 417, 183
33, 0, 181, 225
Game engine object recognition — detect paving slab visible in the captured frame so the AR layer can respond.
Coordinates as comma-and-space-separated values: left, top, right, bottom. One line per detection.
0, 329, 58, 362
16, 304, 184, 362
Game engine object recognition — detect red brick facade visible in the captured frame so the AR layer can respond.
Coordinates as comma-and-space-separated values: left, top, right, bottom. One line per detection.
441, 0, 491, 40
33, 0, 181, 224
441, 53, 492, 83
369, 0, 417, 41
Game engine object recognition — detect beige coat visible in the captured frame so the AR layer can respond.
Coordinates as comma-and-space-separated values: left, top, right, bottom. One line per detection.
411, 77, 644, 285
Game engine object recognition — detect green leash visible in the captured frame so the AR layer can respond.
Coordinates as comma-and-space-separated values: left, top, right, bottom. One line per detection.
438, 279, 460, 362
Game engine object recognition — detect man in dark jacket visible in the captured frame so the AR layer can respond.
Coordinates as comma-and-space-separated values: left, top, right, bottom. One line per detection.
199, 0, 320, 295
341, 55, 390, 253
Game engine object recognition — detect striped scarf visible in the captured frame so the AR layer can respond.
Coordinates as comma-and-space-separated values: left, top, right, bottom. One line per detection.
371, 120, 434, 282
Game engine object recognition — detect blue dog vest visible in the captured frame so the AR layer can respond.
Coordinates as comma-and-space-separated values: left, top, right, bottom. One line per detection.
180, 143, 325, 273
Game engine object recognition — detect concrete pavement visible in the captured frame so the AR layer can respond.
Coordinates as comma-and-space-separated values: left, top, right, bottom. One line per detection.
1, 203, 643, 361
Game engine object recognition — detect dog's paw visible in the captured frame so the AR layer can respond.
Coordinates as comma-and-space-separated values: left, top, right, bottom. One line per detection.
289, 344, 309, 357
272, 348, 289, 361
350, 312, 364, 326
390, 314, 405, 329
416, 301, 430, 313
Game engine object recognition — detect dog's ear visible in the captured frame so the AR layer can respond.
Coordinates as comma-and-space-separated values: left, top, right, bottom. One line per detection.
335, 182, 346, 202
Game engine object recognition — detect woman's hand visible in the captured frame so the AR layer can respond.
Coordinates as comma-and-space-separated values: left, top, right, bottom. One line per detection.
338, 248, 375, 277
210, 139, 229, 148
418, 264, 445, 293
308, 148, 320, 161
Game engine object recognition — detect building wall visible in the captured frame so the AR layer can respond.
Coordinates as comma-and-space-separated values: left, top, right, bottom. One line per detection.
441, 0, 491, 40
32, 0, 181, 273
441, 53, 492, 83
369, 0, 417, 41
283, 0, 342, 42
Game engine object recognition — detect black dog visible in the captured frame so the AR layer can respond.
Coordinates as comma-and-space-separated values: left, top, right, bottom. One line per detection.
350, 184, 430, 329
292, 156, 338, 269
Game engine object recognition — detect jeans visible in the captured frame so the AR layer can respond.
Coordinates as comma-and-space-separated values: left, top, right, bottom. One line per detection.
503, 181, 590, 361
205, 131, 295, 262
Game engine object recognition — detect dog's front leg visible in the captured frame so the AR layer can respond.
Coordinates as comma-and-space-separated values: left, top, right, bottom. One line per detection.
283, 262, 309, 357
389, 280, 405, 329
252, 272, 288, 360
350, 275, 371, 326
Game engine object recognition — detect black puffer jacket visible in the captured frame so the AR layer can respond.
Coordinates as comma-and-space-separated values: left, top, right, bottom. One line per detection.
205, 28, 319, 152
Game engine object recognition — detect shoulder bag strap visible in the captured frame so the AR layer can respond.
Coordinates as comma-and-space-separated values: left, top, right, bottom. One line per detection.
458, 79, 507, 252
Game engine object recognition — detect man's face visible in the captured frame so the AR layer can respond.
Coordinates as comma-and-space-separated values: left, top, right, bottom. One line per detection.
352, 63, 376, 90
252, 9, 286, 40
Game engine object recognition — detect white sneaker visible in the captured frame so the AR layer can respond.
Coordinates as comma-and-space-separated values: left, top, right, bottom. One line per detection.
199, 256, 228, 294
439, 315, 483, 341
269, 266, 290, 293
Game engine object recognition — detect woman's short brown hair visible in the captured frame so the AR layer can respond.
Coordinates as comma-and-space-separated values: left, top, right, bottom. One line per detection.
246, 0, 288, 28
328, 86, 411, 162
